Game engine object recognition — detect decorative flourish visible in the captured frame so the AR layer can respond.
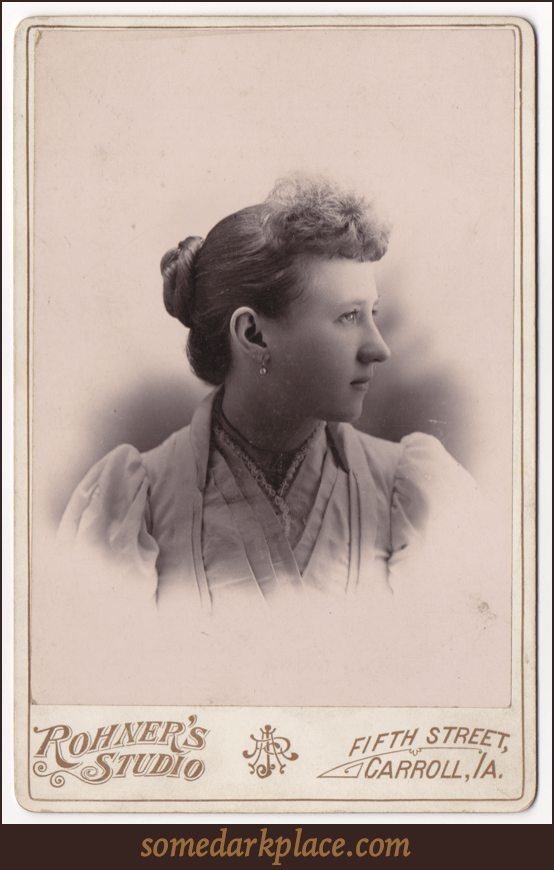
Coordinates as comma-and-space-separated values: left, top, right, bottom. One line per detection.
318, 745, 484, 779
243, 725, 299, 778
33, 761, 72, 787
32, 760, 113, 786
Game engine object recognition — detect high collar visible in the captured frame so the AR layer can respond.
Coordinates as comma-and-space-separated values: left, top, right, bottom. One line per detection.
188, 387, 352, 489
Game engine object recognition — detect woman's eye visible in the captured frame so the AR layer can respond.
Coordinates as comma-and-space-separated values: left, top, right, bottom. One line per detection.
341, 311, 359, 324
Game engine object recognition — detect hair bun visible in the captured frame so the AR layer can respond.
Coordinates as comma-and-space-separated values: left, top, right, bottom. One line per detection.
160, 236, 203, 328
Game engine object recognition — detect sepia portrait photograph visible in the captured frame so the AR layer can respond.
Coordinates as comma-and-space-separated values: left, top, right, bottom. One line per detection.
13, 11, 537, 813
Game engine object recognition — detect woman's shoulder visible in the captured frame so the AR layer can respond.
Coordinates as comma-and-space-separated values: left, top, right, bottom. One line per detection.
58, 424, 194, 541
353, 427, 457, 472
57, 443, 149, 541
140, 424, 192, 485
344, 426, 472, 502
71, 423, 190, 491
65, 443, 148, 510
344, 426, 439, 476
394, 431, 475, 503
381, 432, 477, 551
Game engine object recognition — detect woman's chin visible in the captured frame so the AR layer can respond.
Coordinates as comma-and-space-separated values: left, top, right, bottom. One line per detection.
323, 401, 364, 424
341, 410, 363, 424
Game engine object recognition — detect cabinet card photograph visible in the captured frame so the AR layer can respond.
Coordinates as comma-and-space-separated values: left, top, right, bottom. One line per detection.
14, 15, 536, 812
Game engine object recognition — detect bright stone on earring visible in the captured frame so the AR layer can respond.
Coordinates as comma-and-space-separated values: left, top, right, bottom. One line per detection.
259, 365, 268, 375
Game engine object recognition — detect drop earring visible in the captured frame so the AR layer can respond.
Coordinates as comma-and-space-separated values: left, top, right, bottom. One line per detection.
259, 354, 268, 375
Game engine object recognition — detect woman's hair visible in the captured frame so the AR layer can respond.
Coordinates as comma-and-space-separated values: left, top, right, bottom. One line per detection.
161, 174, 391, 385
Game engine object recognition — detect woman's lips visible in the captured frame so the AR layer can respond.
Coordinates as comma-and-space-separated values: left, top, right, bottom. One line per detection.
351, 367, 375, 390
350, 379, 371, 391
351, 363, 376, 389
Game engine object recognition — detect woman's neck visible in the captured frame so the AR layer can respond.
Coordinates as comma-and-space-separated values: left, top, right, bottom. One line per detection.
221, 381, 320, 453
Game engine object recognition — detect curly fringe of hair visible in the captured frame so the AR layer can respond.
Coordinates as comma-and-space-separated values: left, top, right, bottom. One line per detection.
260, 174, 391, 262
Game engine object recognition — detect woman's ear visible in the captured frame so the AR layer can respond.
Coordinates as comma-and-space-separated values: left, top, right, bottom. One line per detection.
230, 307, 268, 363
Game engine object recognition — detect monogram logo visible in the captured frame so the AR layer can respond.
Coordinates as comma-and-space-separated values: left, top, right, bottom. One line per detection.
243, 725, 299, 779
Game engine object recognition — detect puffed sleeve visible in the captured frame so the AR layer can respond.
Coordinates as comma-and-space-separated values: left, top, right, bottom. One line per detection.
57, 444, 159, 588
389, 432, 478, 571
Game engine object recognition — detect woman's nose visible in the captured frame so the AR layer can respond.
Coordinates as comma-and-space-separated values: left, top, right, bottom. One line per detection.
357, 326, 391, 364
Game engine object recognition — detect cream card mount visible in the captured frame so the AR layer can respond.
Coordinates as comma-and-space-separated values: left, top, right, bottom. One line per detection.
14, 15, 536, 813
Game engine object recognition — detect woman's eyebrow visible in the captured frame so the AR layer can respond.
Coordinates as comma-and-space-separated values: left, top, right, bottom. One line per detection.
341, 295, 380, 307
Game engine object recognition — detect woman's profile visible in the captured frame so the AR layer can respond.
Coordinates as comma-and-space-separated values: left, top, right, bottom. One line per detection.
37, 175, 507, 706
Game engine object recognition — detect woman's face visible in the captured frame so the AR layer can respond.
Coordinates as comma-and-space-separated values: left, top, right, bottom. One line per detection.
263, 256, 391, 423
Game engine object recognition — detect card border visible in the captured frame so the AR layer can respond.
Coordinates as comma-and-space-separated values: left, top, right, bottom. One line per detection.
13, 14, 537, 813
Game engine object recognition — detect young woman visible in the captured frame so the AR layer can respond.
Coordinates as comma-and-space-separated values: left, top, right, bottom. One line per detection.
57, 175, 478, 617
